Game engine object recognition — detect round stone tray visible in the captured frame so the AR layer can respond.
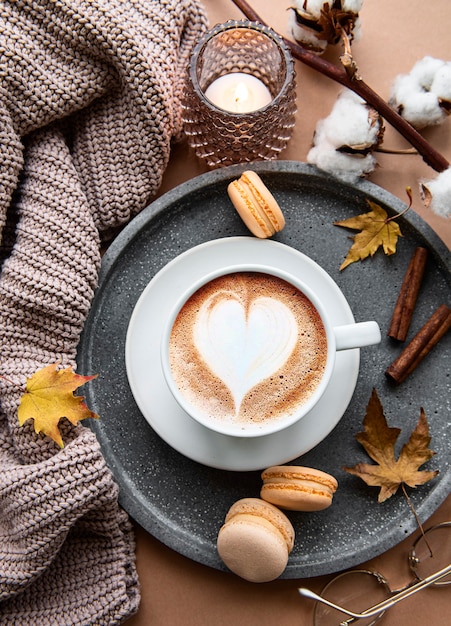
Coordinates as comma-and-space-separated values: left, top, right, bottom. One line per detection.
77, 161, 450, 578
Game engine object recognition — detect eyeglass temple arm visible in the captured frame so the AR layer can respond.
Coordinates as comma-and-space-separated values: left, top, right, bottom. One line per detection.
298, 562, 451, 622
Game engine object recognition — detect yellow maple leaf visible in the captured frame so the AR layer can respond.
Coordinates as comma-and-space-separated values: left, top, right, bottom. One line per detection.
343, 388, 438, 502
18, 363, 99, 448
335, 200, 403, 270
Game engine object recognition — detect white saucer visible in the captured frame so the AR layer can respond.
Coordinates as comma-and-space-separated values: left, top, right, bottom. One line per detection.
125, 237, 360, 471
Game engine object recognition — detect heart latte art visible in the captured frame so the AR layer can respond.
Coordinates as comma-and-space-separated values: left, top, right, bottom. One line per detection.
194, 294, 298, 412
169, 273, 327, 427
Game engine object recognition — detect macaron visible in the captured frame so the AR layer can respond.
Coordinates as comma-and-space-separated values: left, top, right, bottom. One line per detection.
217, 497, 294, 582
227, 170, 285, 238
260, 465, 338, 511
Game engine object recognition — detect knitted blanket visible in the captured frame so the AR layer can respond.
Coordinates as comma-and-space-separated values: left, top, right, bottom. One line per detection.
0, 1, 207, 624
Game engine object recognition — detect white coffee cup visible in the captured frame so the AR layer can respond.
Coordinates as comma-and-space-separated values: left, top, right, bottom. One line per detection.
161, 264, 380, 438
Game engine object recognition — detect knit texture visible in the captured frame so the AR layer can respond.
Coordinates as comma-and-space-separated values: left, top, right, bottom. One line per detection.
0, 1, 207, 624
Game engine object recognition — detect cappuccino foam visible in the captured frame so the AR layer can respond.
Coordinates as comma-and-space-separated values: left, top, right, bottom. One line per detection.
168, 272, 327, 427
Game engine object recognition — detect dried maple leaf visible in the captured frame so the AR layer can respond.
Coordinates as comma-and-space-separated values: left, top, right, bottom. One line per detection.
18, 363, 99, 448
344, 388, 438, 502
335, 199, 403, 270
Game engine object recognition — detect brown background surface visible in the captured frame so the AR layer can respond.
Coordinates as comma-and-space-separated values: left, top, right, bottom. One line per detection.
125, 1, 451, 624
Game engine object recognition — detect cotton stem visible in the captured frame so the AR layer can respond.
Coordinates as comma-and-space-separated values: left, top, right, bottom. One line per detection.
375, 147, 418, 155
340, 29, 360, 80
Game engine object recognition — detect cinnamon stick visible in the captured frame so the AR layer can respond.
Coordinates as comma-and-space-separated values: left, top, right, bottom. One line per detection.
388, 247, 429, 341
385, 304, 451, 384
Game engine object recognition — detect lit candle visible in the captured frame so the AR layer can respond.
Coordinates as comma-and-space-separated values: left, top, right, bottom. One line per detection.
204, 72, 273, 113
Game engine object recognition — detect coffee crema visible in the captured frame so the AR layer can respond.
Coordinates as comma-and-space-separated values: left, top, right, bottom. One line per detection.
168, 272, 327, 427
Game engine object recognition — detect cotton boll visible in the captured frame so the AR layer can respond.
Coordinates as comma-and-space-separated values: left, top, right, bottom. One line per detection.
289, 1, 328, 53
307, 89, 382, 181
288, 10, 328, 53
290, 0, 363, 52
390, 74, 446, 128
390, 57, 451, 129
420, 167, 451, 218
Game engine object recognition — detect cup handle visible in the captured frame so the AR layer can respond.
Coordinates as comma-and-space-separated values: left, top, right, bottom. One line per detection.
333, 321, 381, 351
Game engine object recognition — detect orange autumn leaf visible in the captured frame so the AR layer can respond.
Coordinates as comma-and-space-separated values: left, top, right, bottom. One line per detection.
335, 200, 403, 270
18, 363, 99, 448
343, 388, 438, 502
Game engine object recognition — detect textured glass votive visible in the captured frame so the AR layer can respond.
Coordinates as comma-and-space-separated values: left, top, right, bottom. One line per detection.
182, 20, 297, 168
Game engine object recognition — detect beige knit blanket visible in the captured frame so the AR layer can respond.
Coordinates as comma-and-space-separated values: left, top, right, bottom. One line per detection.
0, 1, 207, 624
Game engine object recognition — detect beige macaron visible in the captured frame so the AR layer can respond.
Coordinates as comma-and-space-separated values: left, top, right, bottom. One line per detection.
260, 465, 338, 511
217, 497, 294, 582
227, 170, 285, 238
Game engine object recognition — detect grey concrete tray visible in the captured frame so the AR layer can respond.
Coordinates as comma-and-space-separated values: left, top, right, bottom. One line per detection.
77, 161, 450, 578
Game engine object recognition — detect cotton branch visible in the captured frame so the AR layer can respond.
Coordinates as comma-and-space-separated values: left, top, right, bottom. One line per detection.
231, 0, 449, 173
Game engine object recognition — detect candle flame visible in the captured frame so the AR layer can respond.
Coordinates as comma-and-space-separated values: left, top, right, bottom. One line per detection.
234, 82, 250, 105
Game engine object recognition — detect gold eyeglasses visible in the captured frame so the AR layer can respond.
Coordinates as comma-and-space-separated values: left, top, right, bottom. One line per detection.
298, 521, 451, 626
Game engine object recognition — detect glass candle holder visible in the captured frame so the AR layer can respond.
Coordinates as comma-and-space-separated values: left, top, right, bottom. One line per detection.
182, 20, 297, 169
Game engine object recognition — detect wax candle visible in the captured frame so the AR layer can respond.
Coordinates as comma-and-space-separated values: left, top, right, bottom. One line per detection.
204, 72, 272, 113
